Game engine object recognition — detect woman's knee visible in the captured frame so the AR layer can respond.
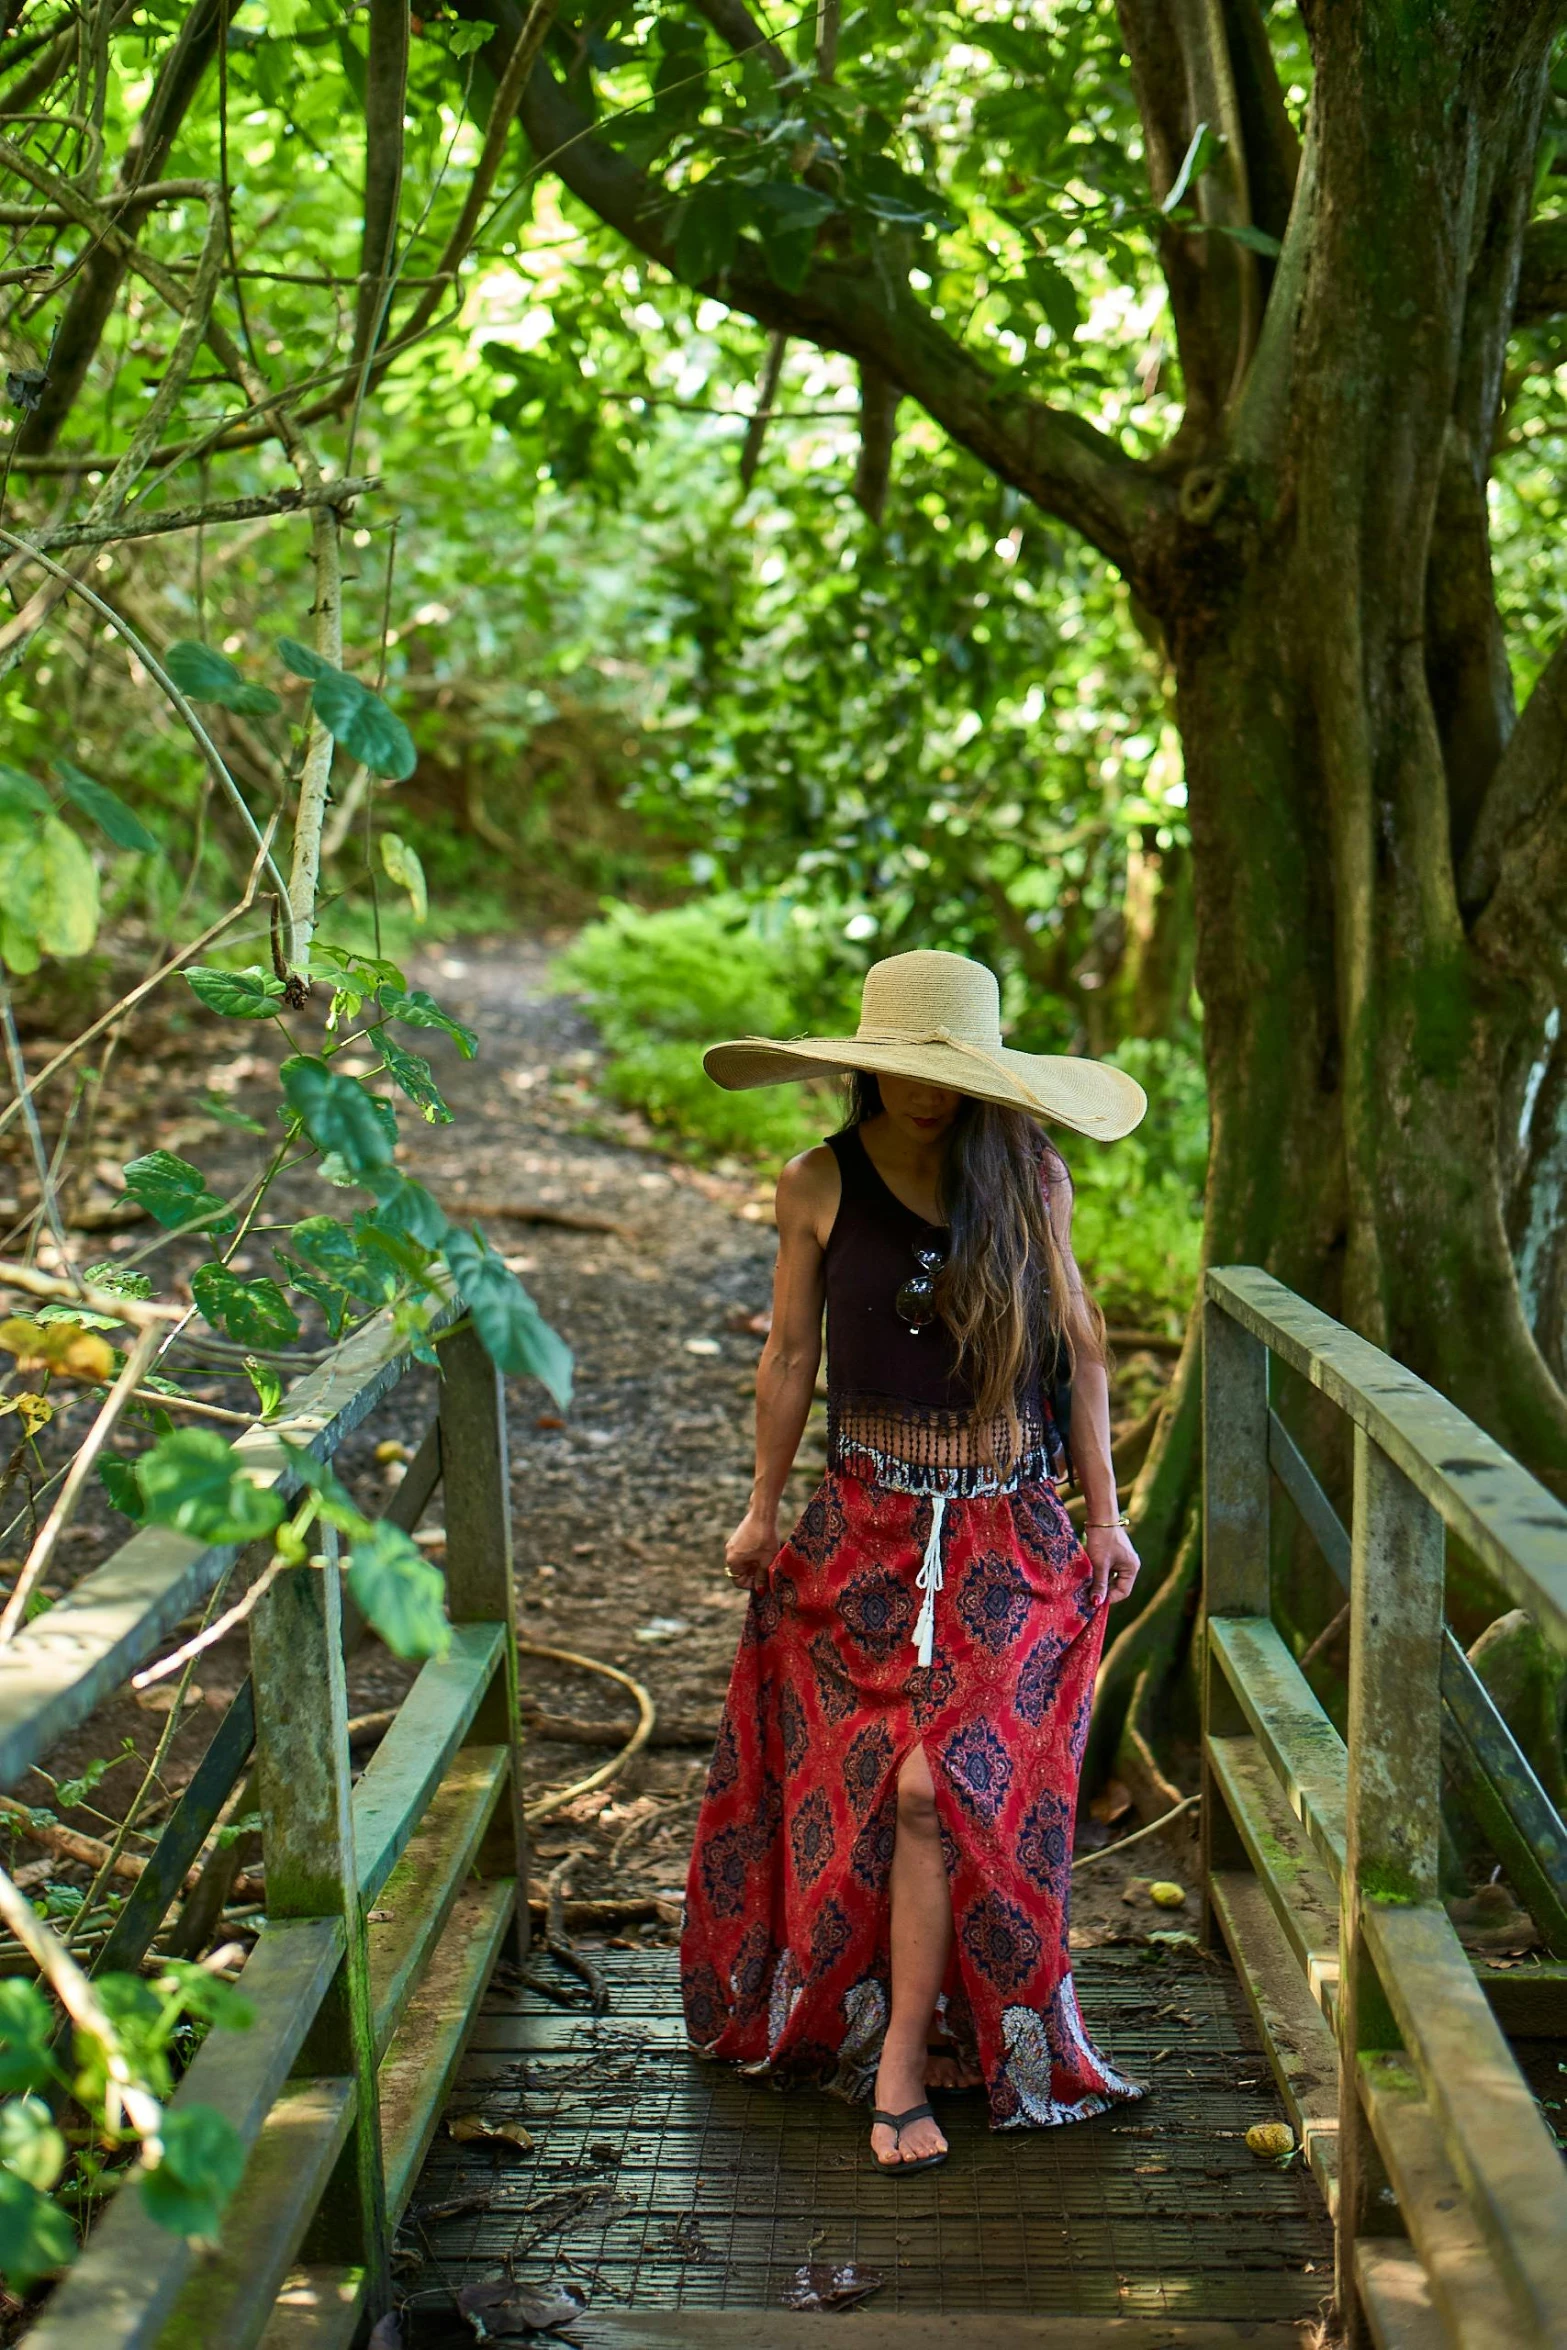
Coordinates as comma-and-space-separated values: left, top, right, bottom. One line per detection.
895, 1747, 940, 1838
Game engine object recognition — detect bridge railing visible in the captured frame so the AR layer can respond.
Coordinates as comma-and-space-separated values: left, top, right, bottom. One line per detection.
2, 1304, 525, 2350
1202, 1266, 1567, 2350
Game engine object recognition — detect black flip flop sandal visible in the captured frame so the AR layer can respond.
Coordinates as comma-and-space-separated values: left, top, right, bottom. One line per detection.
870, 2101, 949, 2174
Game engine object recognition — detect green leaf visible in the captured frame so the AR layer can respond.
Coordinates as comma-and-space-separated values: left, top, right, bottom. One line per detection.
361, 1170, 448, 1248
121, 1150, 237, 1236
0, 765, 52, 819
280, 1056, 397, 1178
99, 1456, 146, 1521
446, 15, 493, 53
140, 2103, 246, 2239
347, 1520, 450, 1659
441, 1227, 573, 1406
0, 2160, 75, 2290
0, 919, 39, 977
379, 831, 427, 922
276, 635, 331, 681
0, 2096, 65, 2193
1021, 255, 1080, 342
136, 1428, 285, 1545
310, 668, 418, 781
378, 1033, 450, 1124
82, 1261, 152, 1300
0, 1984, 56, 2097
1162, 119, 1218, 215
166, 640, 282, 717
674, 181, 739, 286
244, 1356, 284, 1419
378, 986, 478, 1059
1215, 221, 1283, 258
55, 760, 159, 853
747, 182, 835, 294
191, 1264, 301, 1348
185, 965, 285, 1019
201, 1095, 268, 1135
1, 816, 100, 958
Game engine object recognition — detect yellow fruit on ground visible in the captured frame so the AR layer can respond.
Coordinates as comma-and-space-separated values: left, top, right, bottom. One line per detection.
1245, 2122, 1296, 2159
1148, 1880, 1187, 1907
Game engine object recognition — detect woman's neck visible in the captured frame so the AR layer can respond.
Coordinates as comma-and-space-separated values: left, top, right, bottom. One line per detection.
859, 1113, 947, 1221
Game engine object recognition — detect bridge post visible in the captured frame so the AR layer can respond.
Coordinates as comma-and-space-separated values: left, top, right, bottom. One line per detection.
438, 1317, 530, 1959
1337, 1426, 1445, 2346
1200, 1299, 1271, 1938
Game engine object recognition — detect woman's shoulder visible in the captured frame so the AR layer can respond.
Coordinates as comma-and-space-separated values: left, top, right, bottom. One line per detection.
775, 1142, 842, 1244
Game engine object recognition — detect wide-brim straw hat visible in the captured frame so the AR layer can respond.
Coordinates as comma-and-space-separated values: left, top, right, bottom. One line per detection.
704, 949, 1147, 1142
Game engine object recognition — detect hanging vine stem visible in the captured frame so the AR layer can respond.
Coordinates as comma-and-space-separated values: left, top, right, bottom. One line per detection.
0, 528, 296, 956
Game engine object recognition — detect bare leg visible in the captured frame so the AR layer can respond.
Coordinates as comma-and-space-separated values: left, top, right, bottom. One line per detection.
870, 1746, 952, 2164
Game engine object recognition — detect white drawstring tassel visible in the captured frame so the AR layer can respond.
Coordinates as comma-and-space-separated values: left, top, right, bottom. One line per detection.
913, 1492, 946, 1668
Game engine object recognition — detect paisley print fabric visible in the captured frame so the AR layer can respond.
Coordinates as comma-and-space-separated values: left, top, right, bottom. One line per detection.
681, 1468, 1142, 2131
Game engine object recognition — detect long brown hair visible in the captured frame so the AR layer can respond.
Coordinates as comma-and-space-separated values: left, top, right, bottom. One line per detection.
843, 1073, 1106, 1469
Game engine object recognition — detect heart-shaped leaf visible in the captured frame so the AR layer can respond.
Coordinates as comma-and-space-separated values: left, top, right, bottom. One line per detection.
311, 669, 418, 781
348, 1520, 450, 1658
442, 1227, 572, 1406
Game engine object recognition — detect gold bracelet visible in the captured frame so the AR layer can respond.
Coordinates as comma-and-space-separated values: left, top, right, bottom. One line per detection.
1083, 1514, 1131, 1529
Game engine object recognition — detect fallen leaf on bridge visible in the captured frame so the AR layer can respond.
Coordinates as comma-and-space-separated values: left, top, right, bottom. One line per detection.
780, 2264, 884, 2312
456, 2277, 587, 2339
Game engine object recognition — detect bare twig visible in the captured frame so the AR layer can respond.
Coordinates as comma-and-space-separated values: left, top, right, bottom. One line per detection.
0, 1320, 163, 1643
0, 981, 75, 1277
21, 475, 377, 554
284, 502, 343, 962
516, 1640, 657, 1824
1070, 1790, 1201, 1873
1298, 1599, 1350, 1673
739, 330, 787, 491
131, 1553, 289, 1688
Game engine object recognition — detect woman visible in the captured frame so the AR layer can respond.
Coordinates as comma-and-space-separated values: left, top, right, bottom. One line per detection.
680, 949, 1147, 2171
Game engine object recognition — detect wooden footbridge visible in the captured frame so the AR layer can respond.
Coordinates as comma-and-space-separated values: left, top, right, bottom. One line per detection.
1, 1272, 1564, 2349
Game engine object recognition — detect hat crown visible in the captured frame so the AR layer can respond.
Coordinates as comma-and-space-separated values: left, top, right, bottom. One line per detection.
857, 950, 1002, 1047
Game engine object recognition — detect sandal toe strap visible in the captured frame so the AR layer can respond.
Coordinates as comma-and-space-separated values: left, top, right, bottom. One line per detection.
871, 2101, 935, 2133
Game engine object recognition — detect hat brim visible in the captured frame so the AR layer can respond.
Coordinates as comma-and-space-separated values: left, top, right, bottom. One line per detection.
702, 1036, 1147, 1142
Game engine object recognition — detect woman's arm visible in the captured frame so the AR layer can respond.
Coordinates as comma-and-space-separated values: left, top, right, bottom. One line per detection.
724, 1146, 836, 1588
1047, 1170, 1140, 1609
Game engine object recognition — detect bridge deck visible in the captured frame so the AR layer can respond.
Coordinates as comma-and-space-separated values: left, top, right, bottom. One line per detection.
401, 1939, 1332, 2337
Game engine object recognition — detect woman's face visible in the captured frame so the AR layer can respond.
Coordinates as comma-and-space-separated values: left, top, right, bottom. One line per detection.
878, 1073, 963, 1142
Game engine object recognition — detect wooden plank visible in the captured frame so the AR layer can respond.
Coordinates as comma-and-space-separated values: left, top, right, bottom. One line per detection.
256, 2270, 363, 2350
1206, 1269, 1567, 1658
1208, 1868, 1340, 2215
351, 1621, 503, 1903
1440, 1631, 1567, 1954
1354, 2242, 1444, 2350
574, 2321, 1319, 2350
378, 1873, 515, 2220
1205, 1734, 1341, 2011
438, 1321, 529, 1948
1359, 2052, 1525, 2350
1363, 1901, 1567, 2340
93, 1679, 255, 1978
0, 1299, 458, 1790
1208, 1616, 1349, 1882
1204, 1298, 1271, 1616
1339, 1432, 1446, 2344
1473, 1960, 1567, 2038
1268, 1409, 1352, 1589
154, 2079, 356, 2350
367, 1746, 508, 2057
381, 1416, 441, 1535
24, 1917, 343, 2350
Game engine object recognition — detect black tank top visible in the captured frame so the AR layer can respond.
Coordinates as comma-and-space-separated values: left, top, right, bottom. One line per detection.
822, 1126, 1066, 1496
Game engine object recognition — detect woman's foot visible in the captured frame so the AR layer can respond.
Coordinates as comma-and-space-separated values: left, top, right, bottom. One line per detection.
871, 2047, 949, 2165
925, 2037, 983, 2091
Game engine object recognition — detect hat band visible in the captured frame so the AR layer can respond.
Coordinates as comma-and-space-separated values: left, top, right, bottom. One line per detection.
852, 1023, 1046, 1112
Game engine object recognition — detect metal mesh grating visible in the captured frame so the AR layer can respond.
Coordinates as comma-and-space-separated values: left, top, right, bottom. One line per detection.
400, 1943, 1333, 2332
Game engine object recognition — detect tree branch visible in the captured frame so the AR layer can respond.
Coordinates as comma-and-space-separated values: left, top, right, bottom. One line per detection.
1465, 626, 1567, 978
689, 0, 789, 80
352, 0, 410, 372
495, 25, 1168, 576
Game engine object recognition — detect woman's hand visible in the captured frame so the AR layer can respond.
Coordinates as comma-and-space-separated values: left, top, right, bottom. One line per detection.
725, 1506, 779, 1589
1084, 1520, 1140, 1608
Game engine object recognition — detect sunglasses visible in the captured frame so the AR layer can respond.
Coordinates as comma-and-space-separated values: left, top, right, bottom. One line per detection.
895, 1241, 947, 1334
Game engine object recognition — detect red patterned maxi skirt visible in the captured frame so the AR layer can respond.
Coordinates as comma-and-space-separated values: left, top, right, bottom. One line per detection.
679, 1470, 1145, 2130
